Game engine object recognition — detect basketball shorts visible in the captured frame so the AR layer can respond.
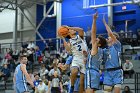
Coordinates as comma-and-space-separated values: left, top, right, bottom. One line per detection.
85, 68, 100, 90
16, 82, 29, 93
71, 57, 85, 74
103, 69, 123, 86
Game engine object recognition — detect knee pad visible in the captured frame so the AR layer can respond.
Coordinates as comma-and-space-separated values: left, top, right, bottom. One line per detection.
114, 84, 121, 88
104, 85, 112, 92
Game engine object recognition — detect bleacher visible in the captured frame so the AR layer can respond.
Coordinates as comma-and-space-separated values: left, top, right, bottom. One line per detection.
0, 60, 139, 93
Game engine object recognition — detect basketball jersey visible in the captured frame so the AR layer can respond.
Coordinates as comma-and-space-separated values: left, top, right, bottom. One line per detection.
86, 48, 103, 71
69, 35, 88, 58
103, 41, 121, 69
14, 64, 27, 84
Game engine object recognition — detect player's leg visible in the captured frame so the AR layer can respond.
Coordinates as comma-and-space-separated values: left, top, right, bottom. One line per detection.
79, 73, 84, 93
85, 70, 99, 93
104, 85, 112, 93
103, 71, 113, 93
79, 61, 86, 93
85, 88, 94, 93
114, 84, 121, 93
113, 70, 123, 93
24, 92, 30, 93
70, 67, 79, 93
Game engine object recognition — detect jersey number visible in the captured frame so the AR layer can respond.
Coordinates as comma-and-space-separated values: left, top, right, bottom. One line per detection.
77, 45, 82, 51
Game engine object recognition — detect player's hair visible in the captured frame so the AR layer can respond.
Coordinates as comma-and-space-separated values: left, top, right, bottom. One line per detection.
20, 55, 27, 60
66, 35, 71, 39
113, 32, 119, 40
98, 35, 107, 48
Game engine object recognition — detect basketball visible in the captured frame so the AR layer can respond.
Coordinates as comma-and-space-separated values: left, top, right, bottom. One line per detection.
58, 26, 69, 37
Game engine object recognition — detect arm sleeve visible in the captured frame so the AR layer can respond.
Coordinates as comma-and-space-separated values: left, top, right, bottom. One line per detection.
65, 56, 73, 65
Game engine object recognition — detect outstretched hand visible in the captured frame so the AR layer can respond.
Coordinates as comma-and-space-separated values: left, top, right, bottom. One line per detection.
93, 12, 98, 20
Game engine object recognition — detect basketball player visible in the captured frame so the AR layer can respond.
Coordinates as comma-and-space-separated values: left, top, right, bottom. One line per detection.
59, 26, 87, 93
58, 55, 80, 93
13, 55, 34, 93
85, 12, 107, 93
103, 15, 123, 93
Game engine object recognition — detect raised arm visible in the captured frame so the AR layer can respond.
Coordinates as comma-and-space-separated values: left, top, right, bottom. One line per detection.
68, 27, 84, 39
103, 15, 117, 42
91, 12, 98, 55
58, 32, 71, 52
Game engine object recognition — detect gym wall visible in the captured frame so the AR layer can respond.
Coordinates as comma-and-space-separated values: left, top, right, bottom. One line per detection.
36, 0, 140, 50
0, 5, 36, 44
113, 0, 140, 33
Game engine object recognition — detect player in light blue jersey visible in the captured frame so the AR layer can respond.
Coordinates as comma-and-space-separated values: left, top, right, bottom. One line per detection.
85, 12, 107, 93
103, 15, 123, 93
13, 55, 34, 93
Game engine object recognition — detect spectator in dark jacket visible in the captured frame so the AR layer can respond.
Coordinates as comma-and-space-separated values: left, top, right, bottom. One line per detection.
0, 64, 10, 81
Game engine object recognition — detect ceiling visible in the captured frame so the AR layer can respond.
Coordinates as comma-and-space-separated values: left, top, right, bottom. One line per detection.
0, 0, 62, 11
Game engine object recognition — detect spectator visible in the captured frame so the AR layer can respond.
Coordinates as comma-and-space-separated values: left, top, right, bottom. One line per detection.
48, 39, 56, 54
12, 49, 19, 61
35, 79, 47, 93
27, 41, 35, 49
43, 45, 50, 54
0, 64, 10, 81
60, 50, 68, 59
59, 44, 65, 53
33, 74, 40, 87
22, 41, 28, 49
35, 46, 42, 63
39, 64, 48, 79
47, 71, 63, 93
123, 60, 134, 78
27, 48, 34, 71
5, 52, 12, 62
49, 62, 61, 77
122, 86, 133, 93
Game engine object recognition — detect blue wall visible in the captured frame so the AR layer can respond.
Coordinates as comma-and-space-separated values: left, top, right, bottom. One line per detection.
113, 0, 140, 33
62, 0, 108, 34
36, 3, 56, 50
36, 0, 140, 49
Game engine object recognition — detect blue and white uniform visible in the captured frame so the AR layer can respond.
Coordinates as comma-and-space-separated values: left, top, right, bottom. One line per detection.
103, 41, 123, 86
14, 64, 29, 93
69, 35, 88, 74
85, 48, 103, 90
66, 56, 80, 92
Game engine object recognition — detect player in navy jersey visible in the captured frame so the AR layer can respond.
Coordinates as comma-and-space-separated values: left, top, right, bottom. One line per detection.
85, 12, 107, 93
59, 26, 87, 93
13, 55, 34, 93
103, 15, 123, 93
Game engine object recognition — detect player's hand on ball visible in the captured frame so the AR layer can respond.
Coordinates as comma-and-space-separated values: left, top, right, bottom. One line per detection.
58, 32, 64, 39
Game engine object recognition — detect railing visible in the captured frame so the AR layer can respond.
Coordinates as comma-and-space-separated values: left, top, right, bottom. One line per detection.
135, 72, 140, 93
